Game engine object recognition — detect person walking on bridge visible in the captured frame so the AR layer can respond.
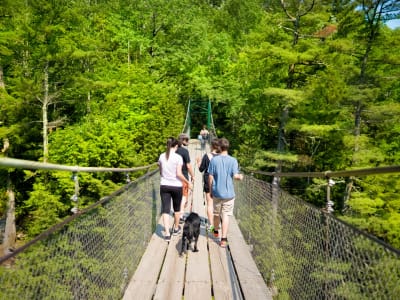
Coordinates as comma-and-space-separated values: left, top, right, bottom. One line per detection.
208, 138, 243, 248
197, 138, 220, 234
158, 137, 192, 241
176, 133, 195, 223
199, 125, 209, 151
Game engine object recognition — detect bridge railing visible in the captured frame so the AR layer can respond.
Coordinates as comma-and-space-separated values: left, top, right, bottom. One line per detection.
1, 158, 400, 299
0, 158, 160, 299
235, 167, 400, 300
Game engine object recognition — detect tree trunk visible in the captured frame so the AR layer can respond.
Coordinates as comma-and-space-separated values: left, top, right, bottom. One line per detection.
42, 63, 49, 163
1, 138, 16, 260
2, 177, 16, 259
87, 91, 91, 113
273, 106, 289, 189
0, 69, 16, 258
344, 4, 381, 207
0, 65, 5, 89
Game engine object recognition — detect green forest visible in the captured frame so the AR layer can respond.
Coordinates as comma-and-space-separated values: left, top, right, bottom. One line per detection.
1, 0, 399, 254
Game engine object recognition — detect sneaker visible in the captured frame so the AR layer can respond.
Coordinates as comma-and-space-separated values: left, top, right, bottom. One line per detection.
220, 238, 228, 248
213, 230, 219, 238
165, 235, 171, 242
179, 217, 185, 224
173, 226, 181, 235
208, 225, 215, 233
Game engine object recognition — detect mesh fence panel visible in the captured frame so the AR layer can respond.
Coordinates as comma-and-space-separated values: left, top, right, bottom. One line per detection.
2, 170, 399, 299
0, 171, 160, 300
235, 175, 400, 300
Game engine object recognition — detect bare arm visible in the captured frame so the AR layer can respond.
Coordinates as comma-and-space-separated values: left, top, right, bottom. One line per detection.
208, 174, 214, 197
196, 156, 201, 168
233, 173, 243, 180
177, 164, 193, 189
158, 162, 162, 176
187, 163, 195, 181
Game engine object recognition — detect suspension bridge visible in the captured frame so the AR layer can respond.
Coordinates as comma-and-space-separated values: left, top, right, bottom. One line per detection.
0, 100, 399, 299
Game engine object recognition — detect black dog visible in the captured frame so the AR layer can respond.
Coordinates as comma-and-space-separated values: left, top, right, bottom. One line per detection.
180, 212, 200, 255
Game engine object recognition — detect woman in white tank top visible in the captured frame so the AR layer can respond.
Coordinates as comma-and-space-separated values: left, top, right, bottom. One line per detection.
158, 137, 192, 241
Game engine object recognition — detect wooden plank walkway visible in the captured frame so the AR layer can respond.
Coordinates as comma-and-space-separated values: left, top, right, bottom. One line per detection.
123, 140, 272, 300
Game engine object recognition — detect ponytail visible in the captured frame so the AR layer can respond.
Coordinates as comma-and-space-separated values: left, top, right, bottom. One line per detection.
166, 137, 178, 160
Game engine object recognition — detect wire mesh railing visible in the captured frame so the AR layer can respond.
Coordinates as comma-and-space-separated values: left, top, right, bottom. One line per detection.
234, 174, 400, 300
0, 169, 161, 299
2, 157, 400, 299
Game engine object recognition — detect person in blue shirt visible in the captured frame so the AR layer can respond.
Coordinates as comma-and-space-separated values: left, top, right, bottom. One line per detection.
208, 138, 243, 248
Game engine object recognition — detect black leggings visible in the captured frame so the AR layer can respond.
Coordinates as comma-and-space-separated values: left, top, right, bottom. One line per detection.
160, 185, 182, 214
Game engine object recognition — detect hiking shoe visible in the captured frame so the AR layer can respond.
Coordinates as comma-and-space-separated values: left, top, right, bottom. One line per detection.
173, 226, 181, 235
220, 238, 228, 248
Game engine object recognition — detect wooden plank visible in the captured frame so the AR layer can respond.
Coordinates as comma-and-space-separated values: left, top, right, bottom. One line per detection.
208, 237, 234, 299
189, 139, 206, 218
191, 181, 204, 217
126, 140, 272, 300
123, 221, 168, 300
183, 145, 212, 299
191, 169, 206, 219
184, 226, 212, 299
191, 140, 236, 299
153, 233, 186, 300
228, 217, 273, 300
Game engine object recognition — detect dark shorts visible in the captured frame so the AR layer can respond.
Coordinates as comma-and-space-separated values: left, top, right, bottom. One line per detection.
203, 174, 210, 193
203, 181, 210, 193
160, 185, 182, 214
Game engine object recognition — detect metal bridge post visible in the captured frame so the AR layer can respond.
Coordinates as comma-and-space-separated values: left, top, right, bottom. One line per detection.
326, 178, 334, 214
71, 172, 79, 214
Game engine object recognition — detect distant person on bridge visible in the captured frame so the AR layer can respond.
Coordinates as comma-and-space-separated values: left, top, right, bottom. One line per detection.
199, 125, 209, 151
176, 133, 195, 224
208, 138, 243, 248
197, 138, 221, 234
158, 137, 192, 242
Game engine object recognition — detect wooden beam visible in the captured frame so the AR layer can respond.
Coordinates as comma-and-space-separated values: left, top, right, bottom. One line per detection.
228, 217, 273, 299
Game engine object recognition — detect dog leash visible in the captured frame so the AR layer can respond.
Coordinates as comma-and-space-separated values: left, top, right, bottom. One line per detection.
189, 178, 195, 213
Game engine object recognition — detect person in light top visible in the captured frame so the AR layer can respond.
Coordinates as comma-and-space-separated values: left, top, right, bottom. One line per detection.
199, 125, 209, 150
158, 137, 192, 241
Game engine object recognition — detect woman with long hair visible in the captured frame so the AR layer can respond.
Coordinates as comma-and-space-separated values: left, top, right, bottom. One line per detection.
158, 137, 192, 241
197, 138, 220, 234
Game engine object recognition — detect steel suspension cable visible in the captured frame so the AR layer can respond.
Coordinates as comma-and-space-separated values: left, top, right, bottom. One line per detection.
244, 165, 400, 178
0, 157, 157, 173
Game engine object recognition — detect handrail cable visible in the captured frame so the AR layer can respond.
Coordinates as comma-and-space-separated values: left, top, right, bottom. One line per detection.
0, 157, 157, 173
2, 157, 399, 180
209, 102, 217, 140
244, 165, 400, 178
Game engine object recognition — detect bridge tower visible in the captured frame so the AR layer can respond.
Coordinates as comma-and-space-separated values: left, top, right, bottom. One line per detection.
182, 99, 216, 139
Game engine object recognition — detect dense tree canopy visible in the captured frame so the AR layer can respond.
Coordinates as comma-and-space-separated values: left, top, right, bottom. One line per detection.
0, 0, 399, 248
